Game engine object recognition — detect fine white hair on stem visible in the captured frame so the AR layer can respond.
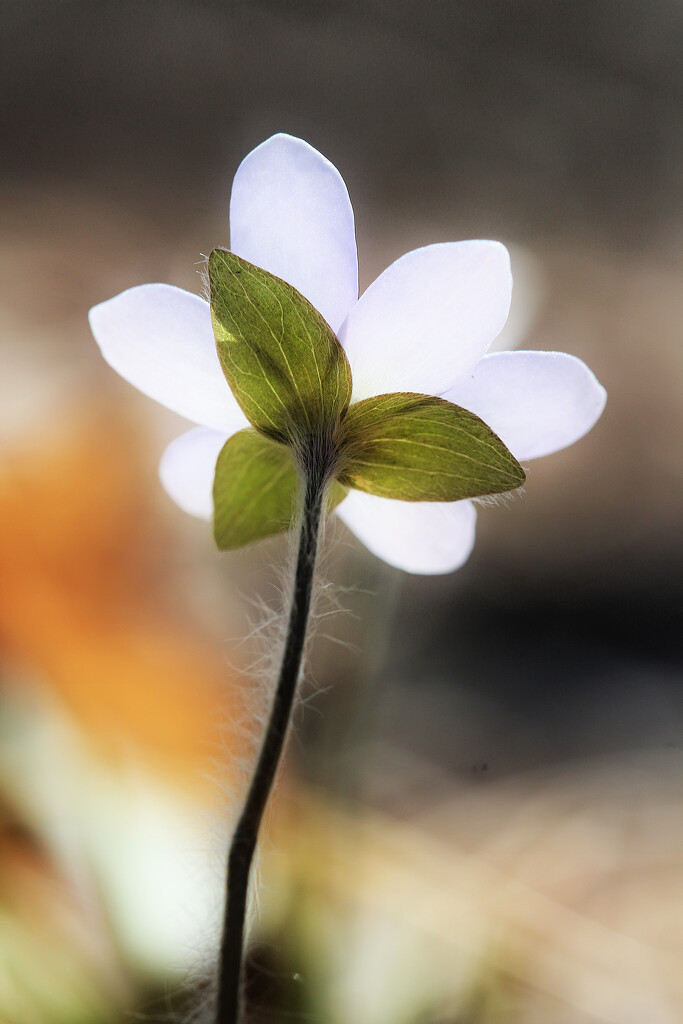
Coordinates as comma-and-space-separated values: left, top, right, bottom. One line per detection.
473, 482, 527, 511
197, 255, 211, 303
168, 571, 292, 1024
177, 481, 353, 1024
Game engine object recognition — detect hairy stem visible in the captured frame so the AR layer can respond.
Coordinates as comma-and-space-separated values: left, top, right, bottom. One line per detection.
215, 465, 326, 1024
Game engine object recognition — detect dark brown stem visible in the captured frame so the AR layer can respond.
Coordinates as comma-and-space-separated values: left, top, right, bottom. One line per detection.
215, 464, 326, 1024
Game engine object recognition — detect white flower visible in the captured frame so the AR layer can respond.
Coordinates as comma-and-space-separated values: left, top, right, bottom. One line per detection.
89, 134, 606, 575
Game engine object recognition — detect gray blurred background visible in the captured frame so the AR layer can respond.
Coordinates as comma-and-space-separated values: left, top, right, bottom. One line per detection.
1, 2, 682, 1022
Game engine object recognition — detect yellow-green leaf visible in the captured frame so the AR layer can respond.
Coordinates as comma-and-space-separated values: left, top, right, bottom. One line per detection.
337, 393, 525, 501
213, 428, 346, 550
209, 249, 352, 445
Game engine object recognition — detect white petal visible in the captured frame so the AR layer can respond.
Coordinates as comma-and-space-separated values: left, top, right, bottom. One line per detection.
159, 427, 232, 519
229, 133, 358, 332
444, 351, 607, 461
338, 241, 512, 402
336, 491, 477, 575
89, 284, 249, 432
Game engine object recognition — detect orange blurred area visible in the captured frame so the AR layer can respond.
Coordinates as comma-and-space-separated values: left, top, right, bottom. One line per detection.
0, 411, 257, 1020
0, 413, 248, 786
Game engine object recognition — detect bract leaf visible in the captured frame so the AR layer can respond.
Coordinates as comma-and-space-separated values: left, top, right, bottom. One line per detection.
338, 393, 525, 501
209, 249, 353, 445
213, 429, 346, 550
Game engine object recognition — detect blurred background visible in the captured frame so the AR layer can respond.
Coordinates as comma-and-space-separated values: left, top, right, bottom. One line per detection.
1, 2, 682, 1021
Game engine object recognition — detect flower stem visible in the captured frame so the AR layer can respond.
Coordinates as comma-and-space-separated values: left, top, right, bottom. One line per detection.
215, 464, 326, 1024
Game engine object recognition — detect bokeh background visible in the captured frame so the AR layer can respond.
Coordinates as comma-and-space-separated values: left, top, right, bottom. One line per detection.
1, 2, 682, 1022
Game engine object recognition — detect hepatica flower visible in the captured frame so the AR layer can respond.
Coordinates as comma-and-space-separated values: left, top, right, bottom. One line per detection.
89, 134, 606, 1024
89, 133, 605, 574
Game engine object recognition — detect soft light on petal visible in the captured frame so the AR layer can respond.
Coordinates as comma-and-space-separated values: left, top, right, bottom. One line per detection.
336, 491, 477, 575
229, 133, 358, 333
89, 285, 249, 432
338, 241, 512, 402
443, 351, 607, 461
159, 427, 231, 519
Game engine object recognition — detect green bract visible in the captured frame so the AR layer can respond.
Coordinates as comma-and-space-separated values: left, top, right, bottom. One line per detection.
213, 429, 347, 549
337, 393, 525, 501
209, 250, 353, 444
213, 430, 299, 549
209, 252, 525, 551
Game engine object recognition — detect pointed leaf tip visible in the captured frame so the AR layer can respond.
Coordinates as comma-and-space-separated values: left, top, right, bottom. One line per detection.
337, 393, 525, 502
209, 249, 352, 445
